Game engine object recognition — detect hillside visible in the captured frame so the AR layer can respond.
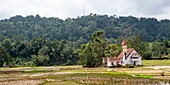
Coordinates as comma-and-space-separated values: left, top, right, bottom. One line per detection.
0, 14, 170, 67
0, 14, 170, 43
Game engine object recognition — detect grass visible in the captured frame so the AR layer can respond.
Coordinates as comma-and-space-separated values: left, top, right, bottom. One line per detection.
22, 70, 51, 73
133, 74, 153, 79
59, 68, 107, 73
143, 60, 170, 66
54, 65, 82, 68
43, 81, 82, 85
1, 62, 170, 85
44, 72, 168, 85
0, 67, 170, 85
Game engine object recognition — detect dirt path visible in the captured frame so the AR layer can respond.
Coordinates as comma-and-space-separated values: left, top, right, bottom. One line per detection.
0, 80, 43, 85
142, 66, 170, 69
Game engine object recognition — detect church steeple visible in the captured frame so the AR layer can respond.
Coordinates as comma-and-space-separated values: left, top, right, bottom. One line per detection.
122, 40, 127, 52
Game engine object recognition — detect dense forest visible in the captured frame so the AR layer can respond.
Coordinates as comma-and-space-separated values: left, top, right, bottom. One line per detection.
0, 14, 170, 67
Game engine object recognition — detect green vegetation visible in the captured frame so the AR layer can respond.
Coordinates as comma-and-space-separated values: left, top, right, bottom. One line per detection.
23, 70, 50, 73
79, 31, 105, 67
0, 14, 170, 67
143, 60, 170, 66
43, 81, 81, 85
0, 66, 170, 85
134, 74, 153, 79
104, 44, 121, 58
42, 73, 168, 85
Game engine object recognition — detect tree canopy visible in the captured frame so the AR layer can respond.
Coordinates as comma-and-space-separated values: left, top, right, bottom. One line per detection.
0, 14, 170, 67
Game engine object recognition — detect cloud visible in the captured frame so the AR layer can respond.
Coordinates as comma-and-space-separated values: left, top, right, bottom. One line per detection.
0, 0, 170, 20
0, 0, 85, 19
85, 0, 170, 19
134, 0, 170, 15
86, 0, 137, 15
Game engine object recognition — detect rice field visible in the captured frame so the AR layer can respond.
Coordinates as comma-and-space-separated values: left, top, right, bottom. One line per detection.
0, 61, 170, 85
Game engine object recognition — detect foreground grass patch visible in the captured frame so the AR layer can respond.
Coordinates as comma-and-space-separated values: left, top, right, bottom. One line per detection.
43, 81, 82, 85
0, 66, 170, 85
143, 60, 170, 66
132, 74, 153, 79
41, 72, 169, 85
22, 70, 50, 73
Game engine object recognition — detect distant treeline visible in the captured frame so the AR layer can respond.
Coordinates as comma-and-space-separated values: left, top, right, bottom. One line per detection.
0, 14, 170, 67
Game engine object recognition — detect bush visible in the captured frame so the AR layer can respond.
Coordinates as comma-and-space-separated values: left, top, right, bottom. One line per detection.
125, 64, 134, 68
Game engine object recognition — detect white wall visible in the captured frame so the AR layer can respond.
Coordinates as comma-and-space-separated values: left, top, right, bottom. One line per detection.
107, 61, 112, 66
123, 50, 142, 65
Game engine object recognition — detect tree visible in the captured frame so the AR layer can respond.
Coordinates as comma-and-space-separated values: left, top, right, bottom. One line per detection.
36, 46, 50, 66
1, 39, 12, 51
79, 43, 96, 67
127, 35, 149, 59
150, 40, 167, 59
5, 53, 12, 67
1, 14, 170, 66
79, 31, 104, 67
91, 31, 105, 66
0, 45, 6, 67
104, 44, 120, 58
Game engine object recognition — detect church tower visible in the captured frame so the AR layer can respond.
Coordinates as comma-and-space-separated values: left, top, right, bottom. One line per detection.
122, 40, 127, 53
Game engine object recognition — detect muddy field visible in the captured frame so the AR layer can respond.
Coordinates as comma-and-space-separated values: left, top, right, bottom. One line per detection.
0, 65, 170, 85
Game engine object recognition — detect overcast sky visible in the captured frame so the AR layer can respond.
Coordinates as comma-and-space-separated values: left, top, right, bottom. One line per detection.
0, 0, 170, 20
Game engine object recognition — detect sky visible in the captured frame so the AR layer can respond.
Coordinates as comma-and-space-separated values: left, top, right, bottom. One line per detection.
0, 0, 170, 20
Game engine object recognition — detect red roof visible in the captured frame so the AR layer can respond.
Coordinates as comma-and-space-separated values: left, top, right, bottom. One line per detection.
117, 48, 134, 60
122, 40, 127, 45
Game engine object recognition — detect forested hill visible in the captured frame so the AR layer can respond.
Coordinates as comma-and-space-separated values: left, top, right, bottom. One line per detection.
0, 14, 170, 67
0, 14, 170, 43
